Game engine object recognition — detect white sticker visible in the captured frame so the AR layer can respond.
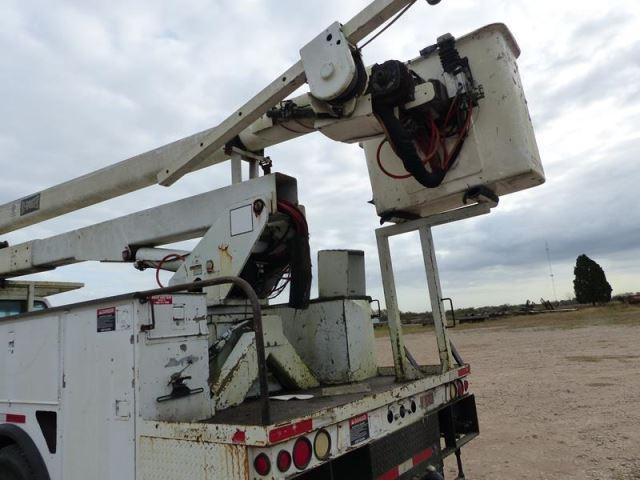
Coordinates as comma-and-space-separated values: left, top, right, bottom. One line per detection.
230, 205, 253, 236
116, 306, 132, 331
270, 394, 314, 401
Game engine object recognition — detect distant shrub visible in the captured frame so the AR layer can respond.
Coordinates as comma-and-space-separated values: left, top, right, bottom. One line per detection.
573, 254, 612, 305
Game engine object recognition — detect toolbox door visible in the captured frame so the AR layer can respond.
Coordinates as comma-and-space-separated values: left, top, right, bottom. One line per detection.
61, 303, 135, 480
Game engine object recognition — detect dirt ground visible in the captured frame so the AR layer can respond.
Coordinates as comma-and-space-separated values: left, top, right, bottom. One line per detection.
375, 305, 640, 480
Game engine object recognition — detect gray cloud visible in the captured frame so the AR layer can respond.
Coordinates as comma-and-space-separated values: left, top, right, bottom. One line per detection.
1, 0, 639, 310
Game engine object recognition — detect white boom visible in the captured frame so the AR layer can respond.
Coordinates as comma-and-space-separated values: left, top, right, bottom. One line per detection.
0, 175, 286, 278
0, 0, 422, 236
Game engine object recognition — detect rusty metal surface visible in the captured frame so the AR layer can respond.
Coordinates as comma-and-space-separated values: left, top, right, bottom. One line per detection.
138, 367, 469, 450
204, 374, 423, 426
138, 436, 248, 480
274, 299, 377, 384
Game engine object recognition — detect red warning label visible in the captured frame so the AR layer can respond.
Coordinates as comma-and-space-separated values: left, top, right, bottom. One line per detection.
97, 307, 116, 333
349, 414, 369, 446
151, 296, 173, 305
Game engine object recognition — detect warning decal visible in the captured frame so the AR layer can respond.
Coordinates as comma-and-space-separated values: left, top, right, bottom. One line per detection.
349, 413, 370, 446
151, 296, 173, 305
20, 193, 41, 216
97, 307, 116, 333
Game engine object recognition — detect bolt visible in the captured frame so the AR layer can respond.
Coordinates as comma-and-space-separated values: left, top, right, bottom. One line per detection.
320, 62, 335, 79
253, 199, 265, 215
122, 246, 133, 261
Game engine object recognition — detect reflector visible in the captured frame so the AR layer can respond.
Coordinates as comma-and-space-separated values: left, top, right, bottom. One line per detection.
277, 450, 292, 472
313, 430, 331, 460
293, 437, 313, 469
254, 453, 271, 476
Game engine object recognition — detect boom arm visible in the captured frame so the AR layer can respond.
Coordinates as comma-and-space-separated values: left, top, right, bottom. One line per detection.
0, 0, 433, 236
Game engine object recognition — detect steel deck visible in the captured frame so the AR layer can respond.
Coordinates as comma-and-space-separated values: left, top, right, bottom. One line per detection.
204, 369, 440, 426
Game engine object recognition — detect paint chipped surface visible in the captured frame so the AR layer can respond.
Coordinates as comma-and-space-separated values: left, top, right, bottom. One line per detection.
138, 436, 248, 480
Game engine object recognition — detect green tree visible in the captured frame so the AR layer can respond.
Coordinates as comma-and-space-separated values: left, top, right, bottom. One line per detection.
573, 254, 612, 305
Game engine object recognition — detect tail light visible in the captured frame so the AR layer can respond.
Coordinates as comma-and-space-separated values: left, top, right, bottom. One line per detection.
313, 429, 331, 460
254, 453, 271, 476
277, 450, 292, 472
449, 382, 457, 400
293, 436, 313, 470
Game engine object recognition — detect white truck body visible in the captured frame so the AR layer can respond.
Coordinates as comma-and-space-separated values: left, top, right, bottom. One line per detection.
0, 291, 472, 480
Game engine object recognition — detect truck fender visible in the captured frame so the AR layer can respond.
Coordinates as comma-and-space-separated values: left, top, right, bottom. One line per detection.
0, 423, 50, 480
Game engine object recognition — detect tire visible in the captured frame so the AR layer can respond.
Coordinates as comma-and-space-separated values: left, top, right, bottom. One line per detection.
421, 470, 445, 480
0, 445, 35, 480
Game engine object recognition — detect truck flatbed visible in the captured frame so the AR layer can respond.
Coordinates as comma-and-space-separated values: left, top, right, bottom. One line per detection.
207, 375, 409, 427
205, 370, 443, 427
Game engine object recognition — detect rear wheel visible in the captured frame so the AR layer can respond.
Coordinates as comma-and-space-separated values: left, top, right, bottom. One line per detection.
421, 469, 445, 480
0, 445, 35, 480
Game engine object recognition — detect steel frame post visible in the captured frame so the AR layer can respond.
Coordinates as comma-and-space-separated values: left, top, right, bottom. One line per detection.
419, 226, 454, 372
375, 202, 494, 378
249, 160, 259, 179
231, 152, 243, 184
26, 283, 35, 312
376, 234, 421, 381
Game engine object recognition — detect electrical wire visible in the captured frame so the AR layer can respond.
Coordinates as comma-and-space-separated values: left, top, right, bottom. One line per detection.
376, 97, 474, 180
155, 253, 186, 288
277, 200, 308, 236
359, 0, 417, 50
376, 138, 411, 179
268, 266, 291, 299
442, 95, 460, 135
278, 123, 307, 134
292, 118, 315, 131
376, 116, 439, 179
442, 101, 474, 169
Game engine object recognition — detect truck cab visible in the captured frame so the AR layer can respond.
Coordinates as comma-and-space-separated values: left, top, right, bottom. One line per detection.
0, 281, 84, 317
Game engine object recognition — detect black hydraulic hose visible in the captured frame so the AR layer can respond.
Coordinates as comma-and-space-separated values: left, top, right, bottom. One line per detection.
450, 340, 464, 366
374, 106, 446, 188
135, 276, 271, 425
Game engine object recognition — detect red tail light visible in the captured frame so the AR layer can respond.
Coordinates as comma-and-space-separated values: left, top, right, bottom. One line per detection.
277, 450, 292, 472
293, 436, 313, 470
254, 453, 271, 476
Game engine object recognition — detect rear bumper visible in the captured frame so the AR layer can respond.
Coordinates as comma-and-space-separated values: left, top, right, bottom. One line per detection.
293, 395, 479, 480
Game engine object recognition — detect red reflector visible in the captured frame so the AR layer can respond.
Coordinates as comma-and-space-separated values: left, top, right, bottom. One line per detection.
377, 468, 399, 480
458, 365, 471, 377
292, 436, 312, 470
269, 418, 313, 443
5, 414, 26, 424
253, 453, 271, 476
412, 447, 433, 465
232, 429, 246, 444
277, 449, 292, 472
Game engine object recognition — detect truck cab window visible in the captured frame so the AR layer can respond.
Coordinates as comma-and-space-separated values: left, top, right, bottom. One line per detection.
33, 300, 47, 311
0, 300, 24, 318
0, 300, 47, 317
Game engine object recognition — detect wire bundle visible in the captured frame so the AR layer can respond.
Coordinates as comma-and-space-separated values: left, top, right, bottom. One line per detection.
376, 95, 474, 180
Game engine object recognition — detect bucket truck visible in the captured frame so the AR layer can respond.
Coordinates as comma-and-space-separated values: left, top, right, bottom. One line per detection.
0, 1, 543, 478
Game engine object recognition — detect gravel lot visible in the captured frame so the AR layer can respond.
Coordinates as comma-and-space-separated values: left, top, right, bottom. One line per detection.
375, 305, 640, 480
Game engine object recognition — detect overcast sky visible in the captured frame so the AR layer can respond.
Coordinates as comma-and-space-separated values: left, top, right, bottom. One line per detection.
1, 0, 639, 311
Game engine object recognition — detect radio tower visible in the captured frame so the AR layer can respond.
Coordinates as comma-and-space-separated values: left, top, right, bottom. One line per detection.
545, 241, 558, 302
